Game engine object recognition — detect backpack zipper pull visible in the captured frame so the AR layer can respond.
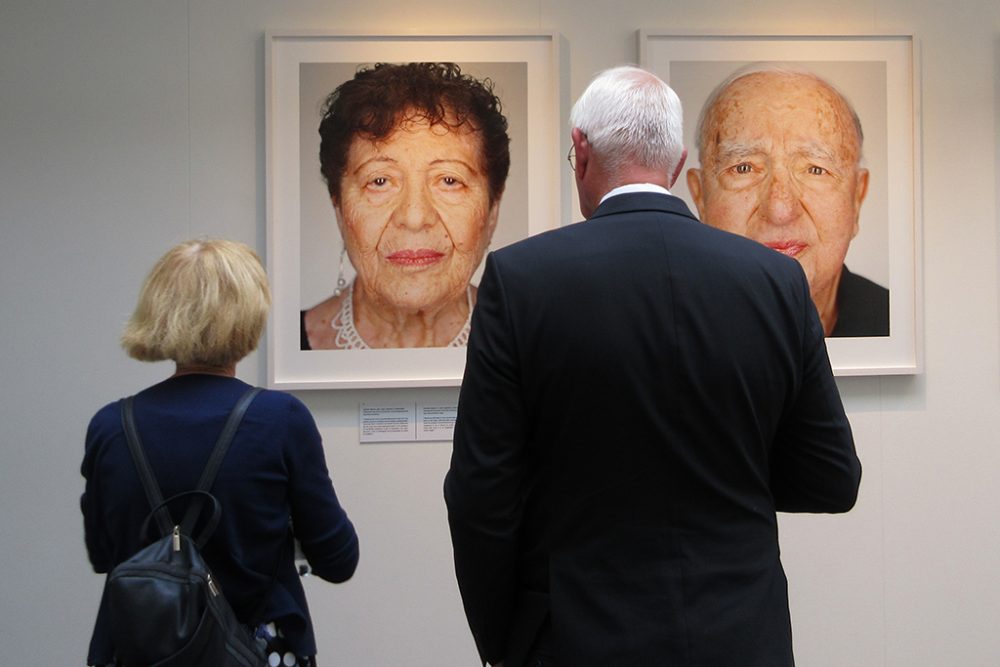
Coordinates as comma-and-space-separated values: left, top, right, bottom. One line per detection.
172, 525, 181, 551
207, 573, 220, 597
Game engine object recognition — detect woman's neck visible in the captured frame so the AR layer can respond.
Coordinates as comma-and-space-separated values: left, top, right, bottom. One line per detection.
172, 362, 237, 378
353, 285, 472, 348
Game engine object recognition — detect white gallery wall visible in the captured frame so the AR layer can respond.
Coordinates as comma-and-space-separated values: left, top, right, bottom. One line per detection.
2, 1, 999, 664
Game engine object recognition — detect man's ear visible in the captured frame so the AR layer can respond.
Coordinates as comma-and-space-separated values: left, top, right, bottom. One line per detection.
849, 167, 870, 239
669, 148, 688, 188
686, 168, 706, 217
571, 127, 589, 178
855, 168, 870, 208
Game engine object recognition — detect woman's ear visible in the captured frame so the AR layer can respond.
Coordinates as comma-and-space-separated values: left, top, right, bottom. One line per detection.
331, 196, 344, 224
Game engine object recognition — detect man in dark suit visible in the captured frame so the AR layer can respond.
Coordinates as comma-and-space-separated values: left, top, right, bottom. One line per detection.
444, 65, 862, 667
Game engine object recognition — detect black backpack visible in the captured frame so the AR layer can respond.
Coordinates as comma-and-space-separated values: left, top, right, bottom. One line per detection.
105, 388, 268, 667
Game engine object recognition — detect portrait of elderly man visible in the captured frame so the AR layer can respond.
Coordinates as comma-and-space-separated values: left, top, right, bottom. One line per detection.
686, 64, 890, 337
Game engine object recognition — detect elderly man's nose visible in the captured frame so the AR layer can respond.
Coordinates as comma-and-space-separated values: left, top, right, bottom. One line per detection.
761, 173, 803, 225
395, 186, 435, 230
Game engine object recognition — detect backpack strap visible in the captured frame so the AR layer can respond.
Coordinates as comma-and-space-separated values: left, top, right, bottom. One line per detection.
119, 387, 263, 543
180, 387, 263, 539
121, 395, 173, 536
192, 387, 263, 493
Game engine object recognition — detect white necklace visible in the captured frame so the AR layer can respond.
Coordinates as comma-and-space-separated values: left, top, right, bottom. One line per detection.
331, 282, 472, 349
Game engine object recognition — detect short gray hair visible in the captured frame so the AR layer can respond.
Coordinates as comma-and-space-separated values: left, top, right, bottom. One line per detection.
695, 63, 864, 162
570, 65, 684, 177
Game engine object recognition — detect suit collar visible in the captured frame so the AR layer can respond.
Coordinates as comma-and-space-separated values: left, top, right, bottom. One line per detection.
588, 191, 699, 223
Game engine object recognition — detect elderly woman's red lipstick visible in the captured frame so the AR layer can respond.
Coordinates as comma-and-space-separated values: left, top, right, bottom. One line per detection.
386, 249, 445, 266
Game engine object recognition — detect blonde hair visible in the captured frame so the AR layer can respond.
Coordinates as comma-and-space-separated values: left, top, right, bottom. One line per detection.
121, 238, 271, 367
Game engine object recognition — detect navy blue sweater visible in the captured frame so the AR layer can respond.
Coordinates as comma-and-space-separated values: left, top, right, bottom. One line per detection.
81, 374, 359, 664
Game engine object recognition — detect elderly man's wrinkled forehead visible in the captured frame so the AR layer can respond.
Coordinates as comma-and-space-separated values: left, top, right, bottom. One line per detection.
699, 71, 863, 166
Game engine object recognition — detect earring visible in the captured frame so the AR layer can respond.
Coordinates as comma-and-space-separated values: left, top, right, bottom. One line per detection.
333, 246, 348, 297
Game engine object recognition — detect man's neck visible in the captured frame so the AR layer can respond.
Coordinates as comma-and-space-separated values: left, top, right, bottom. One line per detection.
593, 164, 674, 209
580, 160, 675, 219
599, 182, 671, 206
609, 165, 673, 191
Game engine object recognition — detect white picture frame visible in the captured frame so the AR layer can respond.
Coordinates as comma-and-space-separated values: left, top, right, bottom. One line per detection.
266, 31, 566, 389
640, 32, 922, 376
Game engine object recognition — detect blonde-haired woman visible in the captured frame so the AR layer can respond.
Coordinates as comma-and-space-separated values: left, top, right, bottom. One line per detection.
82, 239, 358, 667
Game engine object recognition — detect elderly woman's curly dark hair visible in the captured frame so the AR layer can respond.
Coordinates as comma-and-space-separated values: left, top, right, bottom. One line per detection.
318, 62, 510, 205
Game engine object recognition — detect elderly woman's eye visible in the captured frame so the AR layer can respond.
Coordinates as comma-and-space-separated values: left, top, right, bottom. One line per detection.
734, 163, 753, 174
440, 175, 464, 188
364, 175, 396, 193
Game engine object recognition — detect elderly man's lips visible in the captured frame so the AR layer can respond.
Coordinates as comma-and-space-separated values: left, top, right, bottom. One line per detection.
386, 249, 446, 266
764, 241, 806, 257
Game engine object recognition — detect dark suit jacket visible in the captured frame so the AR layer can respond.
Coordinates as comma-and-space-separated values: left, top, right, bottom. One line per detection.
444, 192, 861, 667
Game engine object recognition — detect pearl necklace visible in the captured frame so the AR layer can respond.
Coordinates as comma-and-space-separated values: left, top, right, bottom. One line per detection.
330, 282, 472, 349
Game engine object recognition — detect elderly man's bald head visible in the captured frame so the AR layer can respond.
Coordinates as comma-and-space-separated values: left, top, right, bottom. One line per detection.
695, 65, 864, 168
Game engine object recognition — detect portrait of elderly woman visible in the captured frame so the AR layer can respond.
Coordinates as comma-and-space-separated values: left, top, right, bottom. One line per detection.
299, 62, 515, 350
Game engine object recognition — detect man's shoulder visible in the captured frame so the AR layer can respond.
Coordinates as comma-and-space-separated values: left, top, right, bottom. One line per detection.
491, 218, 587, 263
496, 193, 693, 252
493, 194, 799, 277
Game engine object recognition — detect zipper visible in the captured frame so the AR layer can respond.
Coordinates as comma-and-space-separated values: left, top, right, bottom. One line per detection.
207, 572, 220, 597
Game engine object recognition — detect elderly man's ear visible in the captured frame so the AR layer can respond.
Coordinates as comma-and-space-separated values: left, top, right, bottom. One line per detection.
851, 168, 870, 239
669, 149, 688, 189
571, 127, 589, 178
686, 167, 706, 218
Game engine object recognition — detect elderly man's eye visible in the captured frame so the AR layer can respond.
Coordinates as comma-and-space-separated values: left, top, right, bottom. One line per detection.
734, 163, 753, 174
439, 175, 466, 189
368, 176, 389, 188
807, 166, 827, 176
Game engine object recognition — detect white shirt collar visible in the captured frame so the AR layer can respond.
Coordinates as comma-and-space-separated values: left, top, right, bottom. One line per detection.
599, 182, 672, 205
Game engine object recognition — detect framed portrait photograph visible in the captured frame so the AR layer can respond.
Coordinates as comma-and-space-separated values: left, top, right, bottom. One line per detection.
266, 31, 565, 389
640, 33, 922, 375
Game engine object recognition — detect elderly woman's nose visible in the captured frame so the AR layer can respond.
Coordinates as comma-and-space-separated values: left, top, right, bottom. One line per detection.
393, 185, 437, 230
